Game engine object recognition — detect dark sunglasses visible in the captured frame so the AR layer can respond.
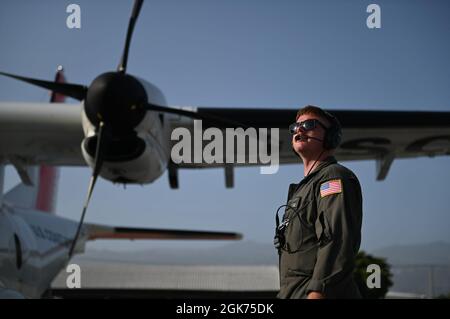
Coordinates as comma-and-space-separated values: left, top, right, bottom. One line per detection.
289, 119, 327, 135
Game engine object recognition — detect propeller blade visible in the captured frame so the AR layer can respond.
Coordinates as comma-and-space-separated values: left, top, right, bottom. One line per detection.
145, 103, 250, 129
0, 71, 87, 101
117, 0, 144, 73
68, 122, 107, 257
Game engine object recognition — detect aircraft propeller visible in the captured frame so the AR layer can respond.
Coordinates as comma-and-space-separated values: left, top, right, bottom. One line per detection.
0, 0, 243, 258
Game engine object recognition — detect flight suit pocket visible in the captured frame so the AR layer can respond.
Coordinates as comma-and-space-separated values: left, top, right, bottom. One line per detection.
284, 198, 314, 253
281, 196, 320, 279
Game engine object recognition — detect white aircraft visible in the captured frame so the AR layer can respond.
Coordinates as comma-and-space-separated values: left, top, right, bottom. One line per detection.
0, 0, 449, 298
0, 68, 241, 299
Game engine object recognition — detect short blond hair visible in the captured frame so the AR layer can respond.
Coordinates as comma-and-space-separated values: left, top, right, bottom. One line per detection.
296, 105, 331, 127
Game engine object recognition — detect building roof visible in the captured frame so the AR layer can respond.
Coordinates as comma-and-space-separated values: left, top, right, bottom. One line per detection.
52, 260, 280, 291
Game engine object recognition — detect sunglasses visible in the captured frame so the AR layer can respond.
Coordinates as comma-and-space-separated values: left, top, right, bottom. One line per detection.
289, 119, 327, 135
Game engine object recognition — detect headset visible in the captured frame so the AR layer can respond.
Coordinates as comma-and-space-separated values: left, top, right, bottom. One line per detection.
291, 110, 342, 157
321, 110, 342, 150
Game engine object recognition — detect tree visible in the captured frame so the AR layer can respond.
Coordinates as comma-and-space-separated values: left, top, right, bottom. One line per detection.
353, 251, 393, 299
435, 292, 450, 299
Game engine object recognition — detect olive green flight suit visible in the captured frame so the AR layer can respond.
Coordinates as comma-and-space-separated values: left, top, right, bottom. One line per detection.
276, 156, 362, 299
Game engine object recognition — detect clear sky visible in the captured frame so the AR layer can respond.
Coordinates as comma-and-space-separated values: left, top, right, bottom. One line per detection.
0, 0, 449, 254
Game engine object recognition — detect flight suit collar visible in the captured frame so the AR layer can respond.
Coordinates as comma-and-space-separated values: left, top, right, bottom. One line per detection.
287, 156, 337, 200
299, 156, 337, 186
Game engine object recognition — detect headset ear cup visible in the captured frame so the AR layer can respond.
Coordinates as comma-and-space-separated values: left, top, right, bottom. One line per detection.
325, 126, 335, 149
322, 113, 342, 150
334, 127, 342, 149
324, 130, 331, 150
328, 124, 342, 149
324, 128, 335, 150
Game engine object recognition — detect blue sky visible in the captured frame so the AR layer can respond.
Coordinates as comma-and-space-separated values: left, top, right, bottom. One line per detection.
0, 0, 449, 254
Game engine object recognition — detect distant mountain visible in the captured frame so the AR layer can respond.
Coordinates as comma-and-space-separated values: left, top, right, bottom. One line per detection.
369, 241, 450, 297
81, 241, 450, 267
80, 241, 279, 266
370, 241, 450, 266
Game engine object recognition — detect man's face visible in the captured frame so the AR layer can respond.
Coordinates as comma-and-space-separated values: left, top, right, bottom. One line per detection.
291, 113, 328, 157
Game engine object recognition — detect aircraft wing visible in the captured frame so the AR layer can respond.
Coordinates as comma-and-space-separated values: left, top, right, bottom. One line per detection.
1, 103, 449, 183
0, 102, 85, 166
168, 108, 450, 183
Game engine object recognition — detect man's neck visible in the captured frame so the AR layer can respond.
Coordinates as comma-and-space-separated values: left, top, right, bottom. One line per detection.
301, 151, 331, 177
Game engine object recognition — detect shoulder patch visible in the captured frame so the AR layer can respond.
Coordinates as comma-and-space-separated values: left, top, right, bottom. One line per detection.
320, 179, 342, 198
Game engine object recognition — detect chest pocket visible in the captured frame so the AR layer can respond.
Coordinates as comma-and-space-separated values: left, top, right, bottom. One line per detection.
283, 197, 316, 253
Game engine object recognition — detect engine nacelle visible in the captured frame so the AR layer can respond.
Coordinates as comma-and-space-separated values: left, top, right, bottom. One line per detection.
81, 108, 170, 184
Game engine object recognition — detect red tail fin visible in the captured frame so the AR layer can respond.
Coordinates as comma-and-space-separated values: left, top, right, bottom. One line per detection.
49, 66, 66, 103
35, 66, 65, 214
35, 166, 59, 214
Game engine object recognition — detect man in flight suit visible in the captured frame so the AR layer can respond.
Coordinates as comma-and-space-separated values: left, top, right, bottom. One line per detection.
275, 105, 363, 299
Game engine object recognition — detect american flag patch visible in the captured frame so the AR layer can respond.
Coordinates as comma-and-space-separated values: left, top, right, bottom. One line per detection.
320, 179, 342, 198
